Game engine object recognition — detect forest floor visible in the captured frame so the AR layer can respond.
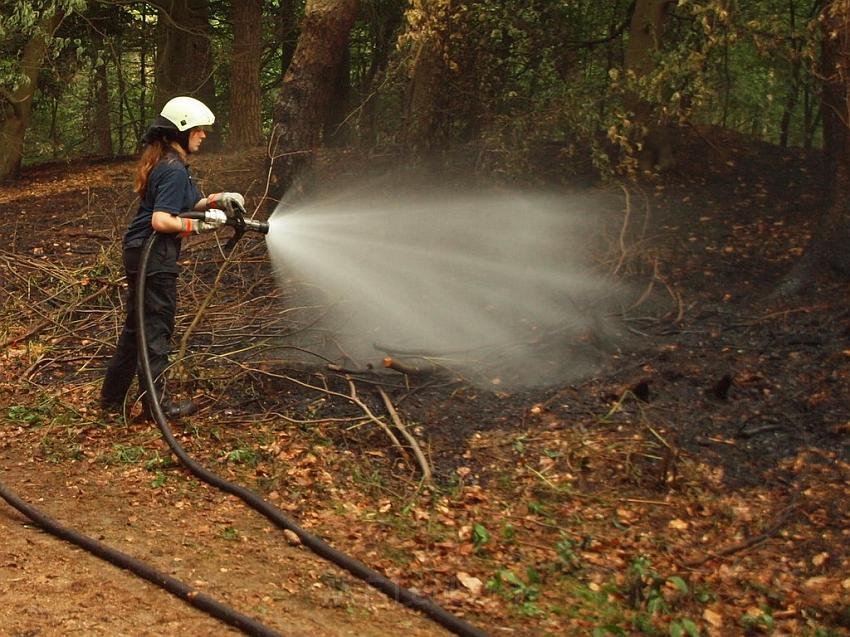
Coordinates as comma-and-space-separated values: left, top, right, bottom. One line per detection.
0, 131, 849, 637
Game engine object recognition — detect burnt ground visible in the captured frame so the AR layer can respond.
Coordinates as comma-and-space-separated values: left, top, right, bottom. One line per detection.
1, 132, 849, 637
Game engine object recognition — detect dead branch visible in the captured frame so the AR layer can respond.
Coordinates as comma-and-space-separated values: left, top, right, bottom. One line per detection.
383, 356, 444, 376
377, 388, 432, 484
683, 498, 799, 568
280, 373, 411, 464
0, 284, 110, 349
612, 184, 632, 276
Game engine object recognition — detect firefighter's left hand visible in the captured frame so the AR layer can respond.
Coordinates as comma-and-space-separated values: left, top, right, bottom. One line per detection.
207, 192, 245, 216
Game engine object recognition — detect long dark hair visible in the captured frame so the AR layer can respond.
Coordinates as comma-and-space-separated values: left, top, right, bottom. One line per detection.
133, 139, 186, 197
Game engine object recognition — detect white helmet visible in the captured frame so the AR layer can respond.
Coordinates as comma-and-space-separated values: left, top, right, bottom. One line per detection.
159, 96, 215, 131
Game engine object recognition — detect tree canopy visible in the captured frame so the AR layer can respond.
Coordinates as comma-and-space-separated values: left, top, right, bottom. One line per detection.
0, 0, 830, 182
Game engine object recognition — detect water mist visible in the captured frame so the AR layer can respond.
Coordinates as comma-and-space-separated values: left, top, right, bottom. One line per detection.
265, 183, 627, 388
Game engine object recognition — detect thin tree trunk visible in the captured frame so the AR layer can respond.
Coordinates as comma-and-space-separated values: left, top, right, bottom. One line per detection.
624, 0, 673, 172
779, 0, 801, 148
779, 0, 850, 292
403, 0, 451, 154
93, 56, 114, 155
269, 0, 360, 199
229, 0, 263, 147
0, 11, 62, 181
813, 0, 850, 271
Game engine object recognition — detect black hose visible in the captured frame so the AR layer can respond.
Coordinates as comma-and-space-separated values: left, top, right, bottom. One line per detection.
137, 232, 490, 637
0, 478, 286, 637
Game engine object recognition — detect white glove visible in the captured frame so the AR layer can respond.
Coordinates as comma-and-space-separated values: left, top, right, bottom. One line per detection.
194, 209, 227, 233
207, 192, 245, 216
204, 209, 227, 224
182, 210, 226, 235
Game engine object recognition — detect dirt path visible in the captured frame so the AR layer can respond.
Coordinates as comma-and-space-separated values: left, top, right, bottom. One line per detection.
0, 449, 451, 637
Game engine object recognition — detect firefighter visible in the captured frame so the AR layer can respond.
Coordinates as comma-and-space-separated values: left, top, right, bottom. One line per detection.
101, 96, 244, 419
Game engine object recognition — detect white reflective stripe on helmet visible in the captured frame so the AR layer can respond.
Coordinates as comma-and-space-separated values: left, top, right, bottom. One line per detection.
160, 96, 215, 131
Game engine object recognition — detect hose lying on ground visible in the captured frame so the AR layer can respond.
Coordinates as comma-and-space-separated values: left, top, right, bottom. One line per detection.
137, 232, 490, 637
0, 477, 286, 637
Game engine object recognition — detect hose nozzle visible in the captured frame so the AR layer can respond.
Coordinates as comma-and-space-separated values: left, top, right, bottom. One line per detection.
242, 217, 269, 235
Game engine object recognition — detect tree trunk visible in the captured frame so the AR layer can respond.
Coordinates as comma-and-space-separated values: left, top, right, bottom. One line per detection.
357, 4, 404, 146
813, 0, 850, 272
269, 0, 360, 200
0, 11, 62, 181
324, 45, 352, 147
624, 0, 674, 173
228, 0, 263, 147
151, 0, 217, 144
403, 0, 451, 154
778, 0, 850, 293
93, 53, 114, 156
278, 1, 300, 82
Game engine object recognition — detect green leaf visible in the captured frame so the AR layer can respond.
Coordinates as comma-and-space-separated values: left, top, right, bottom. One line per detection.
472, 523, 491, 547
668, 576, 689, 594
680, 618, 700, 637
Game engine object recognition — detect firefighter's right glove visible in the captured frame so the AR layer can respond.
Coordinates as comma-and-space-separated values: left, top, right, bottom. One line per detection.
207, 192, 245, 217
181, 210, 226, 236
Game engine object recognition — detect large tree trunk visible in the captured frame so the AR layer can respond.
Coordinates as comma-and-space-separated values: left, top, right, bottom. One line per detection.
269, 0, 360, 200
228, 0, 263, 147
624, 0, 674, 173
151, 0, 217, 144
0, 11, 62, 181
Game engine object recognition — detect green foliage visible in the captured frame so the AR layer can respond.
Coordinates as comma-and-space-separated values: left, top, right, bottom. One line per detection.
4, 0, 831, 176
740, 607, 775, 633
669, 618, 701, 637
472, 522, 491, 548
111, 444, 146, 465
486, 566, 542, 615
224, 447, 259, 465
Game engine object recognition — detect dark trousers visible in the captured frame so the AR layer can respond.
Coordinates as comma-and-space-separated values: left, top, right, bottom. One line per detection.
101, 247, 177, 410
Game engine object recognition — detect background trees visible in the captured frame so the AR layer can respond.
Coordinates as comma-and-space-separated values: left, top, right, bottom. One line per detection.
0, 0, 842, 206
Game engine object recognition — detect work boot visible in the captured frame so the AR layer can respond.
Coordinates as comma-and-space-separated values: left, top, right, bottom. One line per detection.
99, 398, 126, 422
140, 398, 198, 422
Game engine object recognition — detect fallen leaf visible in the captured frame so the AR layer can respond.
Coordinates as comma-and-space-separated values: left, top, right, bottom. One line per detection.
456, 571, 483, 595
703, 608, 723, 627
668, 518, 689, 530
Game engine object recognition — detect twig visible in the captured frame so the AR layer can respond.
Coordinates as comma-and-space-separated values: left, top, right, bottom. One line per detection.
0, 284, 110, 349
612, 184, 632, 276
377, 388, 432, 484
347, 380, 407, 458
683, 498, 799, 567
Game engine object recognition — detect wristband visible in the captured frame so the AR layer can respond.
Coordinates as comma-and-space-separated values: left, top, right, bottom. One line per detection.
207, 193, 217, 209
179, 218, 193, 237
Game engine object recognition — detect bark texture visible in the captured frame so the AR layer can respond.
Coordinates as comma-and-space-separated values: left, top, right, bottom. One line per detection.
269, 0, 360, 199
152, 0, 216, 131
777, 0, 850, 294
0, 12, 61, 181
813, 0, 850, 272
403, 0, 452, 154
228, 0, 263, 147
624, 0, 674, 172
